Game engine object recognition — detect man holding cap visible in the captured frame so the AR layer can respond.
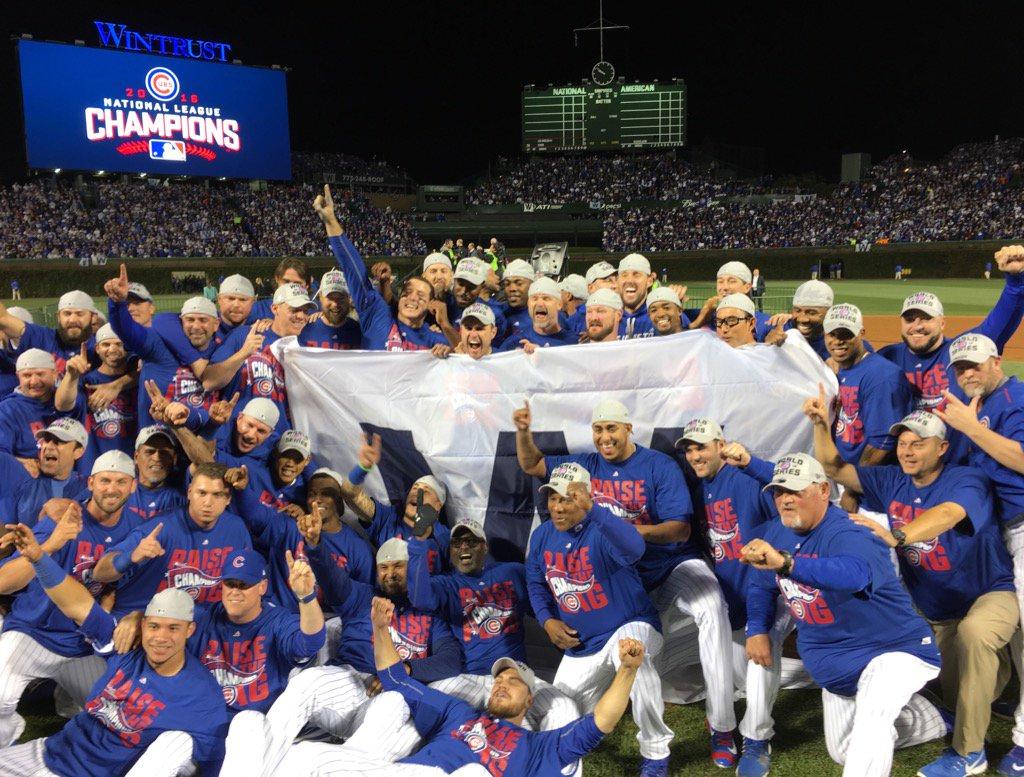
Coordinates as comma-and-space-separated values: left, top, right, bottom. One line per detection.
497, 258, 537, 341
0, 291, 95, 376
0, 348, 83, 460
821, 304, 913, 466
616, 253, 659, 339
125, 425, 186, 520
647, 287, 691, 336
0, 451, 139, 746
583, 288, 624, 344
526, 461, 674, 775
497, 277, 578, 352
300, 270, 362, 351
453, 302, 499, 359
0, 521, 229, 776
742, 453, 947, 776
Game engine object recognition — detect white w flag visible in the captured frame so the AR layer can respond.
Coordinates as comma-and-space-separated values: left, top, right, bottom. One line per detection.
276, 330, 837, 561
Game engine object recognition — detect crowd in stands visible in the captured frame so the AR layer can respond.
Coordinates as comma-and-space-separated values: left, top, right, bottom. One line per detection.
290, 151, 410, 183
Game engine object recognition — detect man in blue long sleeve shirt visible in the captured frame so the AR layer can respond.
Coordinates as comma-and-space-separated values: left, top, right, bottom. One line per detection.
0, 291, 94, 377
0, 349, 84, 460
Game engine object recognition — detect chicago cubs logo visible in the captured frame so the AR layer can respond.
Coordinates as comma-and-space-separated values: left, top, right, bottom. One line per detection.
203, 655, 264, 705
544, 567, 597, 612
452, 717, 517, 775
145, 67, 180, 101
166, 565, 221, 598
231, 555, 246, 569
593, 493, 648, 524
467, 603, 515, 636
778, 576, 835, 625
390, 626, 429, 660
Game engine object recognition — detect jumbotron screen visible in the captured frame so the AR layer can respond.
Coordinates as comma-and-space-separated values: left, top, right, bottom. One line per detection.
17, 40, 291, 180
522, 81, 687, 152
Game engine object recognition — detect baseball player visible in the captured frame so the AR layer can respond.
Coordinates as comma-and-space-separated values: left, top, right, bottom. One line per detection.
713, 294, 762, 349
125, 425, 186, 520
515, 397, 738, 766
777, 280, 834, 360
443, 257, 507, 343
247, 258, 315, 322
647, 287, 690, 336
0, 348, 84, 460
565, 260, 619, 335
583, 289, 624, 344
453, 303, 499, 359
616, 253, 658, 339
0, 292, 95, 377
496, 259, 536, 341
742, 453, 947, 776
0, 522, 229, 776
559, 274, 588, 318
422, 252, 454, 300
687, 262, 772, 339
497, 277, 578, 352
526, 462, 673, 776
299, 270, 363, 351
216, 275, 258, 339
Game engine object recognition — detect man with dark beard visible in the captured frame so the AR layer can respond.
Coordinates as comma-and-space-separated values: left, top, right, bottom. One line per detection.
300, 270, 362, 350
0, 292, 94, 376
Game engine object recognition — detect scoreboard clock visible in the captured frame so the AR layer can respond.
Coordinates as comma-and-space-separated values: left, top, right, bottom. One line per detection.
591, 60, 615, 86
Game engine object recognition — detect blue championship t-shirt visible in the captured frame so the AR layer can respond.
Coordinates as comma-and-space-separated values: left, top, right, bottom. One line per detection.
834, 353, 913, 463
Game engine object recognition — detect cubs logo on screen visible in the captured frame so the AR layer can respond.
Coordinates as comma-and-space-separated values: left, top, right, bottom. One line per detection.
84, 64, 240, 163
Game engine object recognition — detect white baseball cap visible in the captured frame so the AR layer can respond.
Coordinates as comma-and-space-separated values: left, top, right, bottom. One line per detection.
591, 398, 630, 425
503, 259, 535, 280
36, 417, 87, 447
901, 292, 944, 318
455, 258, 488, 287
240, 397, 280, 429
376, 538, 409, 564
823, 303, 864, 335
91, 450, 136, 478
717, 261, 753, 285
460, 302, 496, 327
6, 307, 33, 324
491, 657, 538, 694
646, 287, 683, 308
220, 274, 255, 298
539, 461, 591, 497
619, 253, 651, 275
273, 283, 316, 310
127, 283, 153, 302
558, 274, 589, 301
762, 453, 828, 493
94, 323, 121, 344
674, 417, 724, 447
585, 261, 617, 285
423, 252, 452, 272
889, 410, 947, 440
948, 333, 999, 365
413, 475, 447, 506
717, 293, 756, 317
792, 280, 834, 308
16, 348, 55, 372
180, 297, 218, 318
310, 467, 345, 490
451, 517, 486, 541
528, 277, 560, 298
145, 588, 194, 622
319, 270, 349, 296
57, 290, 94, 312
587, 288, 624, 311
136, 425, 176, 450
276, 430, 312, 458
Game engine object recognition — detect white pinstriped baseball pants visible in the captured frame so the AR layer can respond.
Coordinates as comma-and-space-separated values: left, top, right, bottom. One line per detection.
0, 731, 194, 777
1002, 522, 1024, 747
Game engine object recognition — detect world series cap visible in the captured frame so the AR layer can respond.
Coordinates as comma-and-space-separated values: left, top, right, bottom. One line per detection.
948, 333, 999, 365
889, 410, 946, 440
762, 453, 828, 493
136, 424, 176, 450
823, 303, 863, 335
901, 292, 944, 318
36, 417, 88, 447
674, 417, 724, 447
451, 517, 487, 541
127, 282, 153, 302
539, 461, 591, 497
273, 283, 316, 310
319, 270, 348, 296
277, 430, 312, 459
585, 261, 617, 284
455, 258, 489, 287
460, 302, 496, 327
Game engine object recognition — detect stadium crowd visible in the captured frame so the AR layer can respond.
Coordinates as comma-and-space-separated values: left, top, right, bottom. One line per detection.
2, 182, 1024, 777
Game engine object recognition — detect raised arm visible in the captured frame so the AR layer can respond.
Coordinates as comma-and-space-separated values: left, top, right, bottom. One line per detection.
370, 596, 402, 671
92, 521, 164, 584
0, 300, 27, 340
973, 246, 1024, 349
340, 434, 382, 523
512, 401, 547, 477
937, 391, 1024, 474
2, 524, 95, 625
804, 382, 862, 492
0, 502, 85, 593
593, 639, 645, 733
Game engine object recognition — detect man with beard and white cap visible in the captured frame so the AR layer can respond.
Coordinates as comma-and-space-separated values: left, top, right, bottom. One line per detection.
453, 302, 499, 359
217, 274, 257, 336
583, 288, 624, 344
647, 287, 691, 336
616, 253, 659, 339
422, 252, 454, 299
497, 258, 536, 341
0, 291, 95, 377
769, 281, 877, 361
300, 270, 362, 351
0, 305, 34, 399
688, 262, 772, 340
0, 349, 84, 460
497, 277, 578, 352
0, 451, 139, 747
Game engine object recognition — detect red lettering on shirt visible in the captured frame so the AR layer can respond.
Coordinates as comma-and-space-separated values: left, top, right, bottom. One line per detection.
888, 501, 951, 572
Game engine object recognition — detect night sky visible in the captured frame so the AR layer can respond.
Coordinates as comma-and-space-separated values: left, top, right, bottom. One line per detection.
1, 2, 1022, 183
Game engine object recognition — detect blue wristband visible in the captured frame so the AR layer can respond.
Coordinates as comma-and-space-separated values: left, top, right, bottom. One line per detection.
112, 552, 133, 575
33, 553, 69, 589
348, 464, 369, 486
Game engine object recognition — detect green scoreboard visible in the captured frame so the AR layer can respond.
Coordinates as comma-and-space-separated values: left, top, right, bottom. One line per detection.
522, 80, 687, 153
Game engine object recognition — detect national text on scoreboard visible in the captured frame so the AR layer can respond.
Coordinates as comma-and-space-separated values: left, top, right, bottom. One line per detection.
522, 81, 687, 153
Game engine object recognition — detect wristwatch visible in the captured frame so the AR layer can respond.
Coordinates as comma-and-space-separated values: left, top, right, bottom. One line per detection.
297, 590, 317, 605
891, 528, 908, 548
778, 551, 794, 577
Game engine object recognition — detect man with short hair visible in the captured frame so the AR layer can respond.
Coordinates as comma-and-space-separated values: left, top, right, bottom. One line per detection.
498, 277, 578, 352
453, 303, 498, 359
584, 288, 624, 344
248, 257, 314, 321
125, 425, 186, 520
498, 259, 536, 341
126, 282, 156, 327
300, 270, 362, 351
437, 257, 506, 347
616, 253, 658, 339
0, 348, 83, 459
0, 291, 95, 376
647, 287, 690, 336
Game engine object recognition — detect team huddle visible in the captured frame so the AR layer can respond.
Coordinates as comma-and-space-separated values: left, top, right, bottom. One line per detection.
0, 184, 1023, 777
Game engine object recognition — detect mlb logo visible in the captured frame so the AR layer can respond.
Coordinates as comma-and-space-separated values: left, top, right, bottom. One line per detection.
149, 140, 187, 161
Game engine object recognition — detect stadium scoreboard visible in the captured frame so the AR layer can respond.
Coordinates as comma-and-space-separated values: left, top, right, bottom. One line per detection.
522, 81, 686, 153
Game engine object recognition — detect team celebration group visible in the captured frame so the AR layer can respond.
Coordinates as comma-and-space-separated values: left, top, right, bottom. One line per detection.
0, 185, 1023, 777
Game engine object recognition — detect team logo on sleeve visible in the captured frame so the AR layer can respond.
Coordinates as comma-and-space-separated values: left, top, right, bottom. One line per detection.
889, 502, 950, 571
85, 668, 167, 746
452, 716, 521, 776
777, 576, 835, 625
705, 498, 742, 562
835, 387, 864, 446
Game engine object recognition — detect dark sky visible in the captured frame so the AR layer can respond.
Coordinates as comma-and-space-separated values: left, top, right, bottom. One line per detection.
2, 2, 1022, 183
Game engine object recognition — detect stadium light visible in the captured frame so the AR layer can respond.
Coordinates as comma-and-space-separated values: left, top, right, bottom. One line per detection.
20, 34, 33, 40
139, 173, 146, 178
96, 170, 105, 175
74, 39, 85, 46
53, 168, 61, 174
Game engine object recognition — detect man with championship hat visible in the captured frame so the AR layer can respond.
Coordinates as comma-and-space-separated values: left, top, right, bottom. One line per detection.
300, 269, 362, 350
497, 277, 578, 351
688, 262, 772, 340
453, 302, 499, 359
247, 257, 315, 321
584, 288, 625, 344
125, 424, 186, 520
0, 291, 95, 376
0, 348, 83, 460
443, 257, 507, 345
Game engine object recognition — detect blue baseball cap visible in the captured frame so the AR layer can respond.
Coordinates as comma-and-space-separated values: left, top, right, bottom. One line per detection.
222, 549, 267, 586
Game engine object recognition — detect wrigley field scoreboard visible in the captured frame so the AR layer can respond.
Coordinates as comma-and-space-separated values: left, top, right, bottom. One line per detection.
522, 80, 686, 152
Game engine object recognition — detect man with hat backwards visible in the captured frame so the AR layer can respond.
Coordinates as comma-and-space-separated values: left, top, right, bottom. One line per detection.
0, 305, 34, 399
741, 453, 947, 776
422, 252, 454, 300
496, 258, 537, 342
0, 520, 229, 776
527, 461, 675, 777
583, 289, 625, 344
769, 281, 874, 361
125, 424, 186, 521
151, 274, 258, 357
515, 398, 737, 768
559, 274, 589, 319
453, 302, 500, 359
713, 295, 770, 349
0, 451, 139, 747
0, 291, 95, 376
497, 277, 578, 352
300, 270, 362, 351
688, 262, 773, 340
0, 348, 84, 460
616, 252, 666, 339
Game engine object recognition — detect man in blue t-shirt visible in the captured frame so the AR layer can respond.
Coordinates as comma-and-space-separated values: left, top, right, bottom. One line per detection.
0, 348, 84, 460
0, 291, 94, 377
583, 288, 624, 344
616, 253, 658, 339
299, 270, 362, 351
498, 277, 578, 352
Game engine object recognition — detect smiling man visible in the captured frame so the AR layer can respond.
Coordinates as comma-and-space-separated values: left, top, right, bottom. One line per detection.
584, 288, 624, 344
498, 277, 578, 352
0, 348, 83, 460
453, 302, 499, 359
0, 292, 95, 377
647, 287, 691, 336
300, 270, 362, 351
125, 425, 186, 520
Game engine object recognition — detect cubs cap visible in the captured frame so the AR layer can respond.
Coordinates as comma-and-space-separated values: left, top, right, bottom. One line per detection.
587, 288, 624, 311
413, 475, 447, 506
180, 297, 218, 318
376, 537, 409, 564
277, 430, 312, 459
619, 253, 651, 275
948, 333, 999, 365
823, 303, 864, 335
94, 323, 121, 344
455, 258, 489, 287
717, 293, 756, 317
674, 417, 724, 447
762, 453, 828, 493
646, 287, 683, 308
6, 307, 33, 324
792, 280, 834, 308
558, 274, 588, 301
539, 461, 591, 497
503, 259, 535, 280
220, 274, 255, 297
127, 282, 153, 302
91, 450, 136, 478
491, 657, 537, 694
222, 548, 268, 586
901, 292, 944, 318
136, 424, 176, 450
273, 283, 316, 310
451, 518, 487, 541
528, 277, 560, 298
423, 252, 452, 272
309, 467, 345, 489
144, 588, 194, 622
585, 261, 617, 285
717, 261, 753, 284
319, 270, 348, 296
240, 397, 280, 429
16, 348, 55, 372
57, 290, 94, 311
592, 398, 630, 425
36, 417, 87, 447
460, 302, 496, 327
889, 410, 947, 440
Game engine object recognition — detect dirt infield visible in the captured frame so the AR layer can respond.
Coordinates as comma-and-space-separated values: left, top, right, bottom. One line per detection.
864, 315, 1024, 361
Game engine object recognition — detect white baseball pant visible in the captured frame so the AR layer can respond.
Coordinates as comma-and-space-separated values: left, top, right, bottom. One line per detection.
822, 651, 945, 776
553, 620, 673, 760
0, 731, 194, 777
0, 630, 106, 746
1003, 522, 1024, 747
652, 557, 736, 732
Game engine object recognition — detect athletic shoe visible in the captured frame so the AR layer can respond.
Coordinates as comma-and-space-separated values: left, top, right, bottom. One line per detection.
736, 738, 771, 776
997, 745, 1024, 776
639, 756, 669, 777
711, 729, 738, 768
917, 747, 987, 776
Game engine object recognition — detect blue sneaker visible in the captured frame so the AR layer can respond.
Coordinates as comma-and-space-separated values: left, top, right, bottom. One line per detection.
998, 745, 1024, 776
917, 747, 987, 776
639, 756, 669, 777
736, 738, 772, 777
711, 729, 738, 768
